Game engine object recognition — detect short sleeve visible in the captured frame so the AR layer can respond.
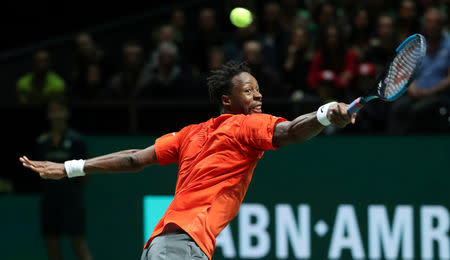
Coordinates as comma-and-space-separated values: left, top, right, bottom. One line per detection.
155, 124, 193, 165
155, 132, 181, 166
238, 113, 287, 150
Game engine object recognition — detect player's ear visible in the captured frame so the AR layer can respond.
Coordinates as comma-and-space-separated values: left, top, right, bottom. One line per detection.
221, 94, 231, 108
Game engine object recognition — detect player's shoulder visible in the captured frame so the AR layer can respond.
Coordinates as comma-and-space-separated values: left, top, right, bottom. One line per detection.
244, 113, 287, 129
216, 113, 284, 123
246, 113, 284, 121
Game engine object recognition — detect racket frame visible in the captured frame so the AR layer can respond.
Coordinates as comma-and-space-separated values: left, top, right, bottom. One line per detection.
346, 34, 427, 115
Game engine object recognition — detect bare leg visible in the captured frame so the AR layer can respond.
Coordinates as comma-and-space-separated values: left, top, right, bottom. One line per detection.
45, 236, 63, 260
70, 236, 92, 260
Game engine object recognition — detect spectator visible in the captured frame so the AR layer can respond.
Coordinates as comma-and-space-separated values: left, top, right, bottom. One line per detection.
242, 40, 283, 98
349, 7, 372, 59
147, 24, 177, 69
366, 0, 395, 25
169, 9, 195, 65
34, 97, 92, 260
190, 8, 223, 75
170, 9, 187, 44
259, 2, 289, 68
308, 24, 358, 103
310, 1, 338, 43
283, 26, 317, 101
387, 8, 450, 134
70, 33, 107, 101
193, 47, 225, 99
105, 41, 146, 99
360, 14, 398, 131
222, 11, 260, 61
279, 0, 299, 30
364, 14, 398, 70
397, 0, 420, 42
138, 41, 191, 99
337, 0, 358, 36
16, 50, 66, 105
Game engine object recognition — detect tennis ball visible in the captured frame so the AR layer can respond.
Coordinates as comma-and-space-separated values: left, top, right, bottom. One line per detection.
230, 7, 252, 28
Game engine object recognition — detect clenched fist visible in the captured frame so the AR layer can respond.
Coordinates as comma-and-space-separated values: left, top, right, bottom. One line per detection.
327, 102, 357, 128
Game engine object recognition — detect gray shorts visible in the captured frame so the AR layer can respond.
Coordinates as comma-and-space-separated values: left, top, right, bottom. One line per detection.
141, 233, 208, 260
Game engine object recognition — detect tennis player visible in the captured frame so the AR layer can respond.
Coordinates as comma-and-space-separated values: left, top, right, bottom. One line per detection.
20, 61, 356, 260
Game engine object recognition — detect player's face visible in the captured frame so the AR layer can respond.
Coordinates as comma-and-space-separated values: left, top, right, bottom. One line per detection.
228, 72, 262, 115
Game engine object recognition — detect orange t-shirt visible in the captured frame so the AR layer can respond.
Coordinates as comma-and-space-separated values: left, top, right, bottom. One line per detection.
144, 113, 286, 259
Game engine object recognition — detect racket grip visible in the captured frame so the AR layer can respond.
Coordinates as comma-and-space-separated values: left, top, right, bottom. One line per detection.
347, 97, 364, 115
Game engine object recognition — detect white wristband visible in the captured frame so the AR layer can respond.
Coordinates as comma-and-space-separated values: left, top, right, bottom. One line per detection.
316, 102, 337, 126
64, 159, 86, 178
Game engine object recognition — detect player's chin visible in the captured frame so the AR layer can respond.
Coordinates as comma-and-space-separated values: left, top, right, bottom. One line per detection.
249, 105, 262, 114
250, 108, 262, 114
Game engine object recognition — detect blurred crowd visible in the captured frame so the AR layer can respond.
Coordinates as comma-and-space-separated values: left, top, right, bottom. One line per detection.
13, 0, 450, 134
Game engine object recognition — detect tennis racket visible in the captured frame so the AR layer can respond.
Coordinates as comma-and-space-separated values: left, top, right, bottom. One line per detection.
347, 33, 427, 115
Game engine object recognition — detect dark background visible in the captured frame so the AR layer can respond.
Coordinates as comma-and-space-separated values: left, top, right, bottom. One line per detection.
1, 1, 174, 52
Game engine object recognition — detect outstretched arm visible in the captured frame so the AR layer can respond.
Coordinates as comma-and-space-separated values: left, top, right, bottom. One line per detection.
20, 145, 157, 180
273, 102, 356, 148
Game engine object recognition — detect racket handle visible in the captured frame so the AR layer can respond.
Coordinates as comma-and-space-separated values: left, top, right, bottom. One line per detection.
347, 97, 364, 115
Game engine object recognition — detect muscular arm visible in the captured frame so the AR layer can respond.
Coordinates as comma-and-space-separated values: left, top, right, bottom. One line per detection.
20, 144, 158, 179
273, 111, 324, 147
273, 103, 355, 148
84, 145, 157, 173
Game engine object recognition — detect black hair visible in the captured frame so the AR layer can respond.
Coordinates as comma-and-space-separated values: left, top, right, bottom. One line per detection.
206, 60, 251, 107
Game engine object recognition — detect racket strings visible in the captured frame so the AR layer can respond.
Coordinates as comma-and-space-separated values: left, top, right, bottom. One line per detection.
384, 37, 426, 98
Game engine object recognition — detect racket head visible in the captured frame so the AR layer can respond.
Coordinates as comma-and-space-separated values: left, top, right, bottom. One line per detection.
377, 34, 427, 101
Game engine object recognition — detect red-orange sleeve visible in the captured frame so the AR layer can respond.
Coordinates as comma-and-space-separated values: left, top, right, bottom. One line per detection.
154, 126, 189, 165
238, 113, 287, 150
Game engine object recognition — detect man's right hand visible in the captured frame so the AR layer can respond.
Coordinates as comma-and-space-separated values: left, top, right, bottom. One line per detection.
328, 102, 357, 128
19, 156, 66, 180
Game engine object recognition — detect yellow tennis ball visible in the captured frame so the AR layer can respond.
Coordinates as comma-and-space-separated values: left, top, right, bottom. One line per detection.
230, 7, 252, 28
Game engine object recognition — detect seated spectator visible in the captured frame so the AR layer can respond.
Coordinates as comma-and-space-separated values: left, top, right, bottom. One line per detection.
170, 9, 187, 44
190, 8, 224, 76
16, 50, 66, 104
146, 24, 177, 69
310, 1, 338, 43
222, 12, 260, 62
138, 41, 191, 99
349, 6, 372, 59
193, 46, 225, 99
396, 0, 420, 42
308, 24, 358, 103
259, 2, 289, 68
363, 14, 398, 71
242, 40, 283, 98
279, 0, 300, 30
387, 8, 450, 134
366, 0, 395, 25
283, 26, 317, 101
69, 33, 107, 101
105, 41, 146, 99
